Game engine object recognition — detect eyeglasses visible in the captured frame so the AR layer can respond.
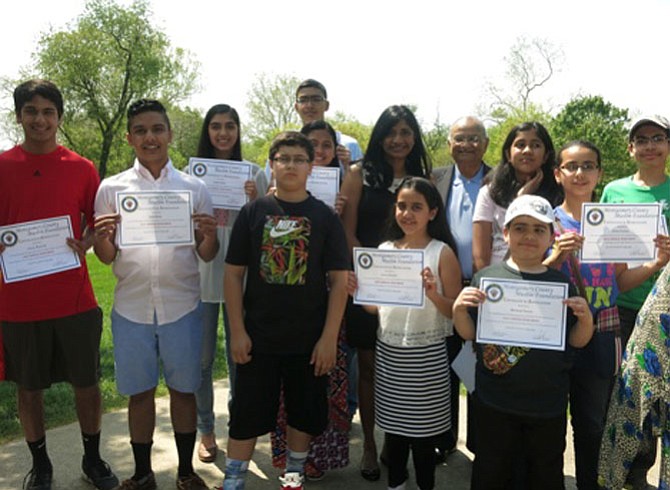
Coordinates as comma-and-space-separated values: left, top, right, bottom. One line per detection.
273, 155, 310, 165
296, 95, 326, 105
452, 135, 484, 144
559, 163, 600, 174
632, 134, 668, 147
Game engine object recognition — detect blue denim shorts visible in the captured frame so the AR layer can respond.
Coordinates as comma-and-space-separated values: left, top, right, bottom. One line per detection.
111, 304, 203, 396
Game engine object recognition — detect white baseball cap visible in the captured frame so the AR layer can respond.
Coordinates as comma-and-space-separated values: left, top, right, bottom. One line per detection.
504, 194, 554, 226
629, 115, 670, 140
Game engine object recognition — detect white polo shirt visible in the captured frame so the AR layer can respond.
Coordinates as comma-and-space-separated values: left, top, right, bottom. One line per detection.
95, 159, 213, 325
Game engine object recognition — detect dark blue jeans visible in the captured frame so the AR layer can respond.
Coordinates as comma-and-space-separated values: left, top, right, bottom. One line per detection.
195, 303, 236, 435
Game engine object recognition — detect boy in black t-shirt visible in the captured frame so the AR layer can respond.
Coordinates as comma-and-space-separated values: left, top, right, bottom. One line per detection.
222, 131, 349, 490
453, 195, 594, 490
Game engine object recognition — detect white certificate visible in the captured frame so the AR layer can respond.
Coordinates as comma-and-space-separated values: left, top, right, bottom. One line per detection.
580, 203, 661, 263
0, 216, 81, 283
307, 166, 340, 208
189, 158, 252, 210
451, 340, 476, 393
116, 191, 194, 248
353, 247, 424, 308
476, 278, 569, 351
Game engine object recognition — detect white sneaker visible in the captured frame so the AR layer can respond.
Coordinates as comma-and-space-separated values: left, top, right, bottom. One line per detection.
279, 472, 304, 490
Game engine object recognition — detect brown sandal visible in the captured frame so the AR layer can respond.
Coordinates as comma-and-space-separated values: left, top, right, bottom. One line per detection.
197, 441, 218, 463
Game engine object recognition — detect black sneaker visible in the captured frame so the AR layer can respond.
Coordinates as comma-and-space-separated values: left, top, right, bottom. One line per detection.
23, 468, 52, 490
81, 457, 119, 490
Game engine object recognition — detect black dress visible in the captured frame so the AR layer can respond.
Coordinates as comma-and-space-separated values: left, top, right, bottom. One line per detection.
345, 180, 397, 349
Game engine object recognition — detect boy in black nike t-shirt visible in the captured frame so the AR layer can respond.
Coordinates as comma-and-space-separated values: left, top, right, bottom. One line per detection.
453, 195, 594, 490
222, 131, 349, 489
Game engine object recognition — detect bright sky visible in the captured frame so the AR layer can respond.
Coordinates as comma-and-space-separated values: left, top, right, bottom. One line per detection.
2, 0, 670, 141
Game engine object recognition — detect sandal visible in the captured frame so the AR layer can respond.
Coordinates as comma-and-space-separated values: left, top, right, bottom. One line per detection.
360, 452, 380, 482
197, 441, 218, 463
304, 461, 325, 481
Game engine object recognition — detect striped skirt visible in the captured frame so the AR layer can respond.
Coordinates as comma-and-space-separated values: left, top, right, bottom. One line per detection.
375, 339, 451, 438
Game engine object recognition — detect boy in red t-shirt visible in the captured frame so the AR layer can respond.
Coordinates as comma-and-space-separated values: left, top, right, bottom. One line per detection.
0, 80, 117, 490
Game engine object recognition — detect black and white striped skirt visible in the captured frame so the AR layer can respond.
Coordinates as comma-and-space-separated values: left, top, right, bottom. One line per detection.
375, 339, 451, 438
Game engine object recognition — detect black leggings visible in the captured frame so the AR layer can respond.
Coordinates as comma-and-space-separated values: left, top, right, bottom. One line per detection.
385, 432, 437, 490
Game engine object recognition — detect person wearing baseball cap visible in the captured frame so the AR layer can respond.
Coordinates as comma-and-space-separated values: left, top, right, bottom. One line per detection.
452, 192, 593, 489
600, 115, 670, 488
503, 194, 555, 227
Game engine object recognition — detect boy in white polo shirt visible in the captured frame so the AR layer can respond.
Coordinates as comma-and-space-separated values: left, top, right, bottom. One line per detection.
93, 99, 218, 490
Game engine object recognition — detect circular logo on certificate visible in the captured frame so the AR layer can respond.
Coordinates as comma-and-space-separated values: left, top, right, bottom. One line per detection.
586, 208, 604, 226
485, 284, 504, 302
121, 196, 139, 213
192, 163, 207, 178
1, 231, 18, 247
357, 253, 373, 269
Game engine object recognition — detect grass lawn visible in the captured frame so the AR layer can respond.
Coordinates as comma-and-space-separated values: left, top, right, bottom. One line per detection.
0, 254, 228, 443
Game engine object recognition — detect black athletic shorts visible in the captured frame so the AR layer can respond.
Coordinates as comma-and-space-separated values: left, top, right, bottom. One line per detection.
228, 352, 328, 440
2, 307, 102, 390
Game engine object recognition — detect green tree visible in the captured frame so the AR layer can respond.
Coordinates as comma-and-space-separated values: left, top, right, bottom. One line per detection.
329, 111, 373, 159
168, 105, 203, 170
549, 95, 630, 191
245, 73, 301, 141
33, 0, 199, 177
422, 113, 450, 168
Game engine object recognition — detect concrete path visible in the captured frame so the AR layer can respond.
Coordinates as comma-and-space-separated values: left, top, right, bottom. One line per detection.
0, 379, 661, 489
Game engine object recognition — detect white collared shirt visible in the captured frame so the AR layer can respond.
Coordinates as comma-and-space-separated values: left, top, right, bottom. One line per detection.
95, 159, 213, 325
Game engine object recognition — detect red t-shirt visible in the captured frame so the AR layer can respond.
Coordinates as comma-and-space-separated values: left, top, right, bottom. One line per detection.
0, 145, 99, 322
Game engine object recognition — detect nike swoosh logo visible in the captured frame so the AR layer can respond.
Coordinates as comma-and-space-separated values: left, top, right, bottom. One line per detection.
269, 226, 301, 238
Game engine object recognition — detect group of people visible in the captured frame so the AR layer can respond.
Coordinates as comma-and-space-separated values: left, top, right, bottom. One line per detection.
2, 75, 670, 490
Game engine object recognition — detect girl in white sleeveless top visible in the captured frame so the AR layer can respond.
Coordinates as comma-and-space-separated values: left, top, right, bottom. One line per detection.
351, 177, 461, 490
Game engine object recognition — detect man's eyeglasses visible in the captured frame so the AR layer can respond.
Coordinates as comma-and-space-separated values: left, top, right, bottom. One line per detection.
296, 95, 326, 105
632, 135, 668, 147
451, 135, 483, 144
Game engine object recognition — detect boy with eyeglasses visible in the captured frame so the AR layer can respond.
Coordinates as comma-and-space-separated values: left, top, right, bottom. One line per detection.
599, 115, 670, 489
222, 131, 349, 490
294, 79, 363, 164
266, 79, 364, 184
